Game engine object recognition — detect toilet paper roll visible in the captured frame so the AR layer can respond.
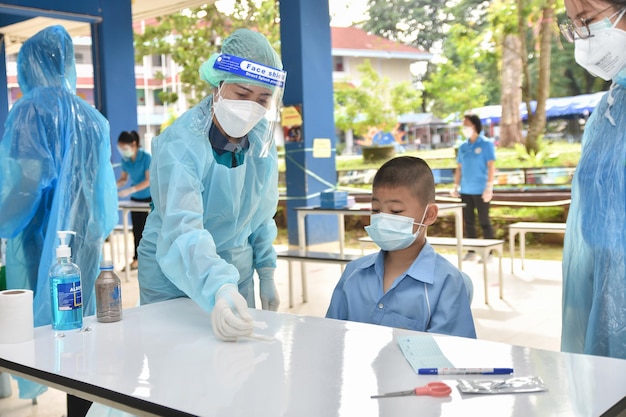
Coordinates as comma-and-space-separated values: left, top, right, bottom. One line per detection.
0, 289, 34, 344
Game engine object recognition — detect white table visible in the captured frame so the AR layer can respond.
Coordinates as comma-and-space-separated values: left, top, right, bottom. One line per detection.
1, 298, 626, 416
296, 203, 465, 269
118, 201, 151, 282
508, 222, 566, 273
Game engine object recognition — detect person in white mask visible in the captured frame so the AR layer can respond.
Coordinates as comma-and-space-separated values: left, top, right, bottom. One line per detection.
116, 130, 151, 271
559, 0, 626, 359
137, 29, 286, 342
326, 157, 476, 338
451, 114, 496, 263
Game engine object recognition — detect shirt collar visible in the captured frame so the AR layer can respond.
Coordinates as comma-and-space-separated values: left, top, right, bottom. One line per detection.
358, 241, 437, 284
209, 122, 249, 153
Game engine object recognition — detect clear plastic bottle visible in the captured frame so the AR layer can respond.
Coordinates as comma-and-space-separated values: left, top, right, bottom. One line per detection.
95, 260, 122, 323
49, 231, 83, 330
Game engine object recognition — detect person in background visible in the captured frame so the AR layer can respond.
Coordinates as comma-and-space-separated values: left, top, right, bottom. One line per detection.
138, 28, 285, 342
559, 0, 626, 359
326, 156, 476, 338
0, 25, 117, 414
451, 114, 496, 263
116, 130, 151, 271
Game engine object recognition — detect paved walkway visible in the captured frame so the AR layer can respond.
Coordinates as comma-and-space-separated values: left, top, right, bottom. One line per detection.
0, 244, 563, 417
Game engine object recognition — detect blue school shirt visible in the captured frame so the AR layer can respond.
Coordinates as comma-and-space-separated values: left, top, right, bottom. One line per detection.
326, 242, 476, 338
457, 134, 495, 195
121, 148, 151, 199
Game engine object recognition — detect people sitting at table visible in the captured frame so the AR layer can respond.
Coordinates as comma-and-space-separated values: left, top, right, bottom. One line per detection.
326, 156, 476, 338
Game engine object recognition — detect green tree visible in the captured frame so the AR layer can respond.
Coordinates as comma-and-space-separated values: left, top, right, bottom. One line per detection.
334, 60, 421, 136
134, 0, 280, 106
421, 24, 491, 117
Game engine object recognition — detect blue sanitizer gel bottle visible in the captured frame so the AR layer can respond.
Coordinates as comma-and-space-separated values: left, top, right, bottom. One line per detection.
49, 231, 83, 331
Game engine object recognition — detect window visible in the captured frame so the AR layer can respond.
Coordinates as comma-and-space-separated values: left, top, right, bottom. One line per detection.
136, 89, 146, 106
333, 56, 344, 72
151, 55, 163, 67
75, 53, 84, 64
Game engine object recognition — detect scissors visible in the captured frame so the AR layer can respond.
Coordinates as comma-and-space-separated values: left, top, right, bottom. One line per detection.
371, 382, 452, 399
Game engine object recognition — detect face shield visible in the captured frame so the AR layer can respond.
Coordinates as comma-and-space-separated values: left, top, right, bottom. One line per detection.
212, 53, 286, 158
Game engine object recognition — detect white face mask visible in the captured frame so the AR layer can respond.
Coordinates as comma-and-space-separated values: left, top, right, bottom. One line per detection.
575, 8, 626, 81
462, 126, 474, 138
213, 93, 267, 138
118, 146, 134, 159
365, 206, 430, 251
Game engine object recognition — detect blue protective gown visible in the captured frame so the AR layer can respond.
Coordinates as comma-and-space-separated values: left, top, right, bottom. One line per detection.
0, 26, 118, 327
561, 80, 626, 359
137, 94, 278, 312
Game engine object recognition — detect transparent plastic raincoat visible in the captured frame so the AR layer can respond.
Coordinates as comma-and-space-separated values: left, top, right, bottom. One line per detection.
0, 25, 117, 327
561, 78, 626, 358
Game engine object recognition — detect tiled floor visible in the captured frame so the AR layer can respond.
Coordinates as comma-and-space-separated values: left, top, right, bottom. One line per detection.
0, 244, 563, 417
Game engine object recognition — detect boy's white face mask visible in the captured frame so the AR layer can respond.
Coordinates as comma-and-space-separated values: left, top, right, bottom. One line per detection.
365, 205, 430, 251
213, 92, 267, 138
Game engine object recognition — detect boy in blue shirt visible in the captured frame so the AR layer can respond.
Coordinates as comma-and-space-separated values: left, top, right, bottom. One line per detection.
326, 156, 476, 338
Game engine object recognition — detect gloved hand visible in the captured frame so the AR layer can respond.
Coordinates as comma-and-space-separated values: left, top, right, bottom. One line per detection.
258, 268, 280, 311
482, 186, 493, 203
118, 187, 136, 198
211, 284, 254, 342
450, 185, 460, 198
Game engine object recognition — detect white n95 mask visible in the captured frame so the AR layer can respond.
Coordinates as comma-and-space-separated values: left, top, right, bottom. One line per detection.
575, 9, 626, 81
214, 95, 267, 138
365, 207, 430, 251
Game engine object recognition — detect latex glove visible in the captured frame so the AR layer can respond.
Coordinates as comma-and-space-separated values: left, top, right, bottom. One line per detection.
258, 268, 280, 311
450, 185, 460, 198
118, 186, 135, 198
482, 186, 493, 203
211, 284, 254, 342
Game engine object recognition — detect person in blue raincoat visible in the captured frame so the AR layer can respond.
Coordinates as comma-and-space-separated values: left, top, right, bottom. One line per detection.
559, 0, 626, 358
137, 29, 286, 342
0, 25, 117, 401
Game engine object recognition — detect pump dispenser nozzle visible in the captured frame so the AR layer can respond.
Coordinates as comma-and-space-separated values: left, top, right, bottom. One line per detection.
56, 231, 76, 258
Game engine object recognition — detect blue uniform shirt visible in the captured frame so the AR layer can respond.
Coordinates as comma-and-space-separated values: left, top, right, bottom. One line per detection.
326, 242, 476, 338
457, 134, 495, 195
121, 149, 151, 199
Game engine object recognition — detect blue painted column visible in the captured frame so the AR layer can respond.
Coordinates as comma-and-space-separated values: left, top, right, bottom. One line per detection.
91, 0, 137, 169
279, 0, 338, 246
0, 36, 8, 139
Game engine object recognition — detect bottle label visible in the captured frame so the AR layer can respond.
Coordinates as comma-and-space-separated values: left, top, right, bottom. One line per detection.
56, 282, 82, 310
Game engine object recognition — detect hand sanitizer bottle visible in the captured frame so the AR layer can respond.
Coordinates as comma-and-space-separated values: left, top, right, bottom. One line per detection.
49, 231, 83, 330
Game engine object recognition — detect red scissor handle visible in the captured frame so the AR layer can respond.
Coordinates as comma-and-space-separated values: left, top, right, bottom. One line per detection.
414, 382, 452, 397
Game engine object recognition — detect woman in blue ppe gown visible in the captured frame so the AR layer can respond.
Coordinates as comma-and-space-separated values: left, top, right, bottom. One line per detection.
0, 25, 117, 400
560, 0, 626, 358
138, 29, 285, 342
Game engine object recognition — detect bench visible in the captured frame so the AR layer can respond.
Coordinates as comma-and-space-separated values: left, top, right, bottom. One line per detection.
276, 249, 360, 308
508, 222, 566, 273
359, 236, 505, 305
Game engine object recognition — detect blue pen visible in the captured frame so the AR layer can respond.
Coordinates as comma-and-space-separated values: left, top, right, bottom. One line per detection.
418, 367, 514, 375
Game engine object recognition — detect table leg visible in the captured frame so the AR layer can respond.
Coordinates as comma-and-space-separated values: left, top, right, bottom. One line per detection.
122, 209, 130, 283
338, 214, 345, 257
288, 260, 293, 308
498, 248, 503, 300
520, 232, 526, 271
482, 248, 489, 305
509, 229, 516, 274
297, 211, 307, 301
455, 207, 463, 271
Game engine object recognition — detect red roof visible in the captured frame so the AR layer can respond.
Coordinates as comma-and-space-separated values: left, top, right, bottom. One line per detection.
331, 27, 426, 54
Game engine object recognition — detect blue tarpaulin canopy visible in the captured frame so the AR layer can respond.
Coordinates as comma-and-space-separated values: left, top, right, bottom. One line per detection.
471, 91, 606, 124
